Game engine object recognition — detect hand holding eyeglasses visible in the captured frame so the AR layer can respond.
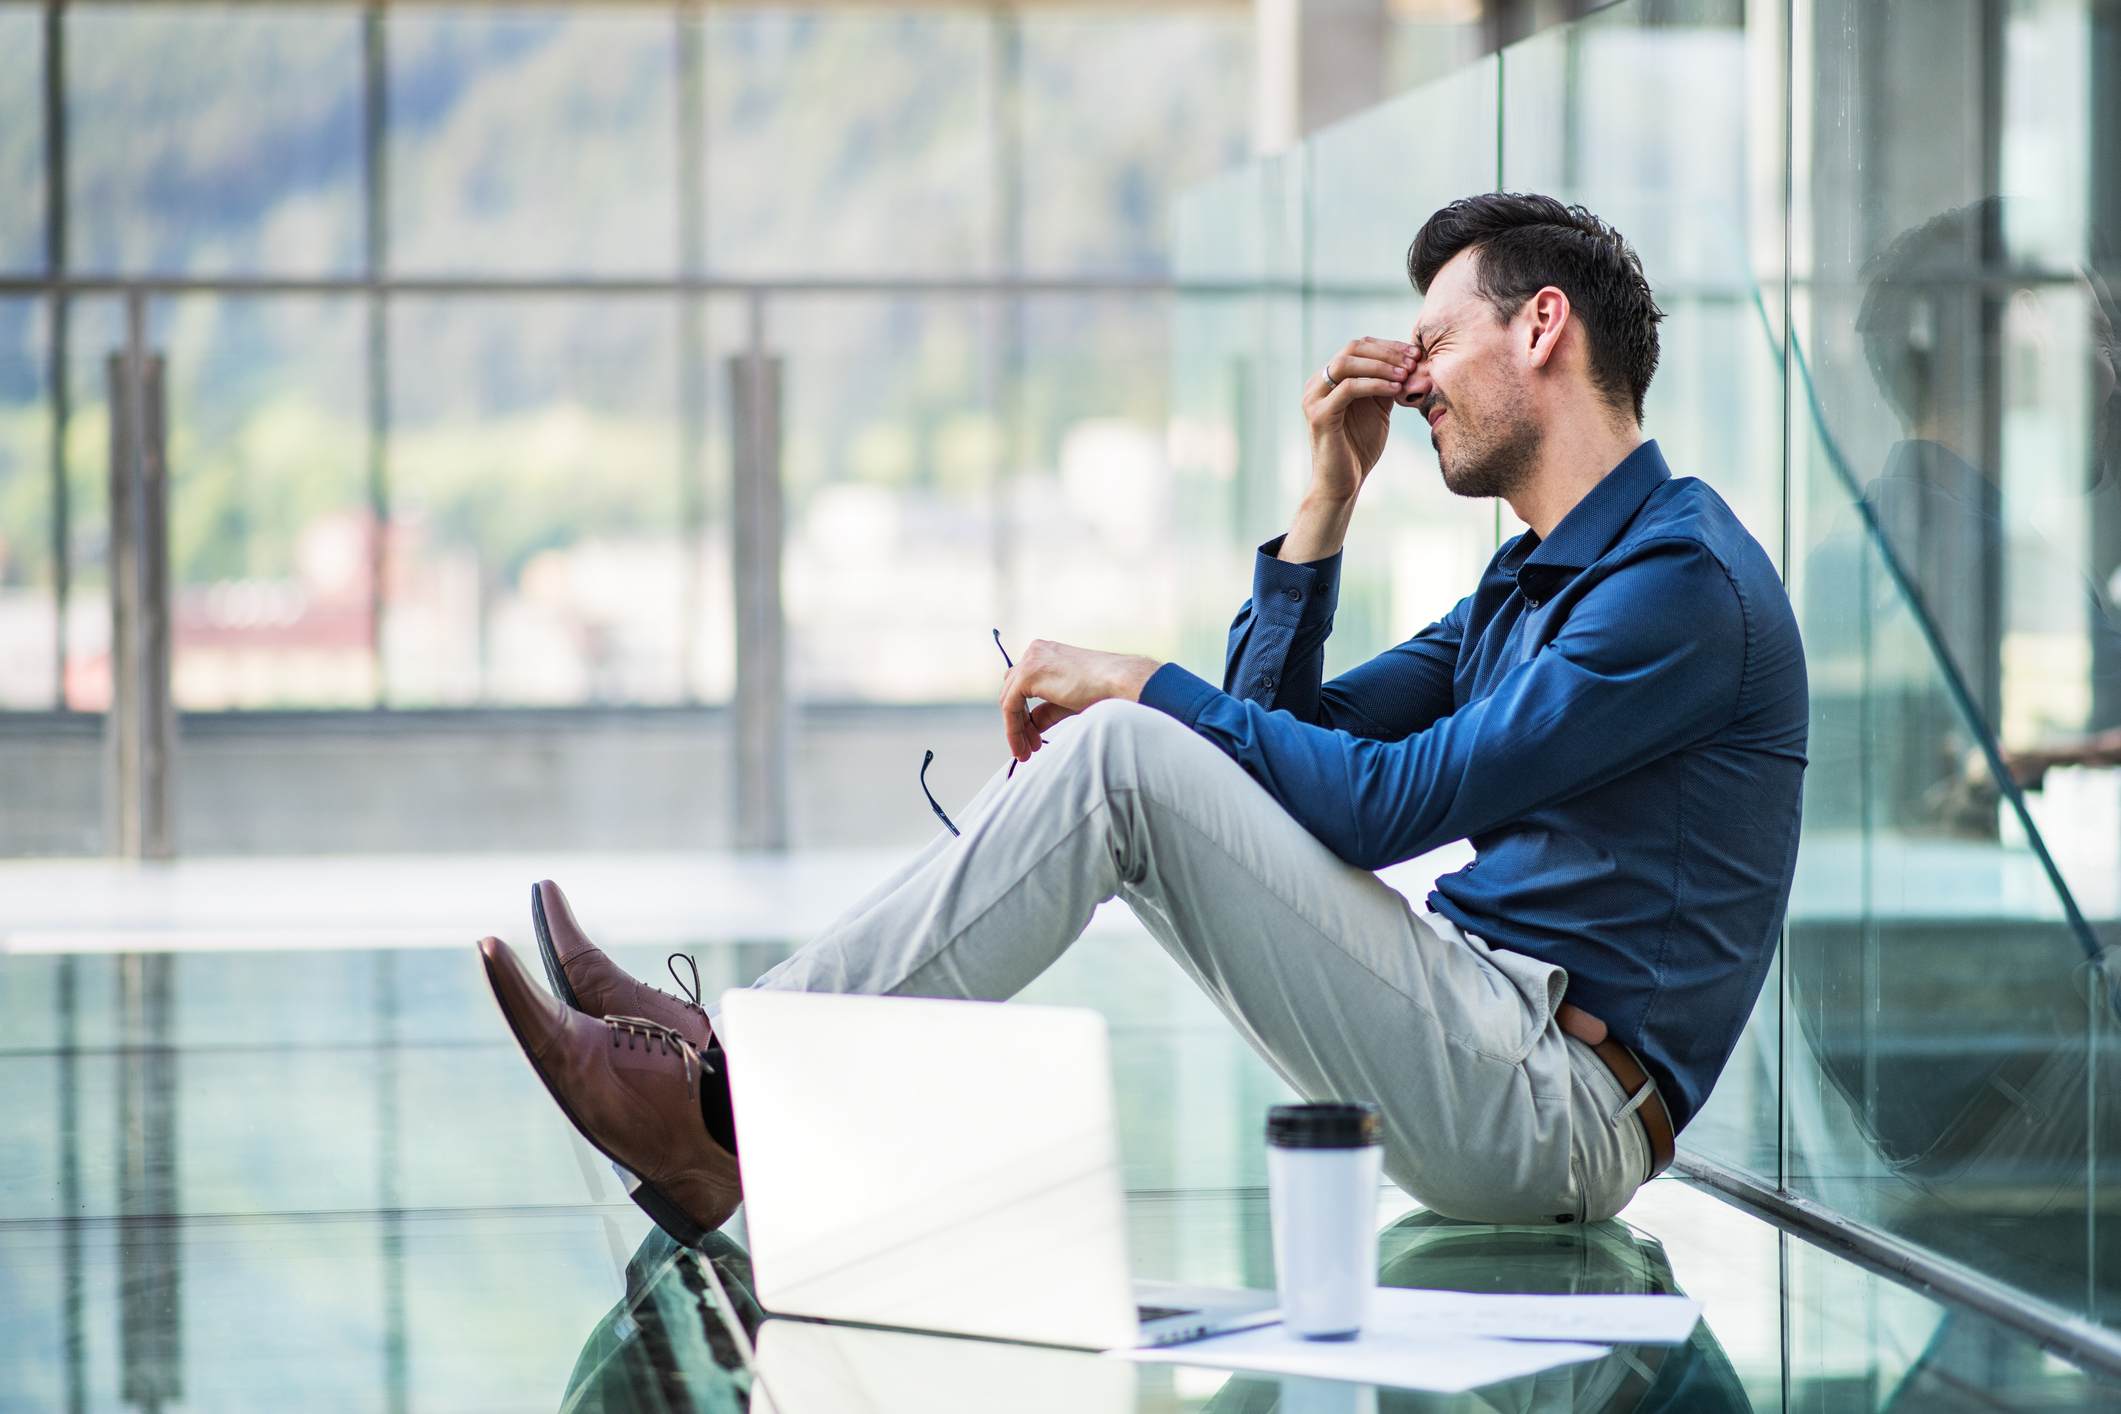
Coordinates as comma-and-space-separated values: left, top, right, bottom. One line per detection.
995, 633, 1163, 764
922, 629, 1163, 839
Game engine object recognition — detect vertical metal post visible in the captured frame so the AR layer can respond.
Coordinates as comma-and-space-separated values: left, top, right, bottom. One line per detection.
363, 5, 390, 706
44, 1, 68, 708
105, 293, 174, 859
730, 293, 788, 849
48, 297, 69, 707
58, 956, 85, 1414
678, 2, 709, 702
1776, 0, 1796, 1202
1257, 0, 1391, 148
2087, 0, 2121, 733
992, 13, 1023, 632
116, 954, 181, 1410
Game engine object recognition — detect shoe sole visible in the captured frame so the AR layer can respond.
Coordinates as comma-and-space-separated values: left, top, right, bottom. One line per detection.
531, 884, 588, 1014
480, 943, 713, 1251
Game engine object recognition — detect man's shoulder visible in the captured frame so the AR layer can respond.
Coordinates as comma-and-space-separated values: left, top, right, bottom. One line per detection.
1625, 475, 1784, 597
1617, 477, 1807, 712
1582, 476, 1803, 696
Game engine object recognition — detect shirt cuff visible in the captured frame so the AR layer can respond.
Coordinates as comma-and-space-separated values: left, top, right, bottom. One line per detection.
1253, 536, 1341, 622
1138, 662, 1224, 730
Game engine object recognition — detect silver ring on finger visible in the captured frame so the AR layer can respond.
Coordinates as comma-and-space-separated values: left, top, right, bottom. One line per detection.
1321, 363, 1339, 391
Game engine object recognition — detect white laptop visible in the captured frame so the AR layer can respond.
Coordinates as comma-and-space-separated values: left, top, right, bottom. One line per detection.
716, 989, 1278, 1350
748, 1319, 1137, 1414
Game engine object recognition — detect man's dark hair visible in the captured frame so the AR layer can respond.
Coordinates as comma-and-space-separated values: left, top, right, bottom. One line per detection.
1406, 193, 1664, 423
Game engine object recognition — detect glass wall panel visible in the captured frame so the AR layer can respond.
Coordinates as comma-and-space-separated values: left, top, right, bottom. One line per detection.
1787, 0, 2121, 1331
384, 297, 686, 706
703, 9, 995, 278
65, 6, 364, 276
685, 295, 738, 707
1385, 5, 1487, 94
1004, 294, 1180, 662
1169, 153, 1308, 673
1784, 1230, 2121, 1407
0, 298, 53, 709
1502, 1, 1783, 544
1501, 0, 1788, 1179
1016, 10, 1251, 276
1304, 59, 1502, 683
156, 295, 373, 710
386, 11, 678, 276
1183, 0, 2121, 1339
0, 6, 43, 273
772, 294, 1000, 703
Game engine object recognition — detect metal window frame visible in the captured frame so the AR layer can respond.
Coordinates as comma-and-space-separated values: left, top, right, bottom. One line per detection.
13, 0, 1262, 852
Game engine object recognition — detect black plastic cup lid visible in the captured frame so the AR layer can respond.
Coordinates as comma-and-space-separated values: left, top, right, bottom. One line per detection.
1267, 1102, 1381, 1149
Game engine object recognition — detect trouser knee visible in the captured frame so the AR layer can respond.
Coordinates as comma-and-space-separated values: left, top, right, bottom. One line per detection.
1066, 698, 1183, 767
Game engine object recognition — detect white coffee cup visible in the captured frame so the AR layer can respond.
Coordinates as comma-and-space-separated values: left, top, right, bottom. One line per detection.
1266, 1101, 1383, 1339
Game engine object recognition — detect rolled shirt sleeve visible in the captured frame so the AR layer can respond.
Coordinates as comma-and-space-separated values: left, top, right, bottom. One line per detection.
1141, 538, 1747, 871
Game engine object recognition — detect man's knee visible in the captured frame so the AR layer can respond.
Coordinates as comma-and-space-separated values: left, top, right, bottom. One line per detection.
1077, 696, 1164, 733
1069, 698, 1189, 768
1056, 698, 1242, 816
1025, 699, 1179, 799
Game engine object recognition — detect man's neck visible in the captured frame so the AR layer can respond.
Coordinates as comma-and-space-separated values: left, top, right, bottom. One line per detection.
1506, 422, 1647, 540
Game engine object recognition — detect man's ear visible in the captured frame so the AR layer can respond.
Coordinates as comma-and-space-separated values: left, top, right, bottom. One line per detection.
1522, 286, 1572, 371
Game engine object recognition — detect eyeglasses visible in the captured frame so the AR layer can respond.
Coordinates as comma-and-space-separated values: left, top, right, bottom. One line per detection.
921, 629, 1041, 838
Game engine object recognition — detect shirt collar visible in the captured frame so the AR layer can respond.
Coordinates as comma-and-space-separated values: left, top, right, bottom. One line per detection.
1505, 440, 1672, 594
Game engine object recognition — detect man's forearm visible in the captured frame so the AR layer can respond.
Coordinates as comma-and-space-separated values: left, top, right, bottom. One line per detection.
1279, 491, 1357, 564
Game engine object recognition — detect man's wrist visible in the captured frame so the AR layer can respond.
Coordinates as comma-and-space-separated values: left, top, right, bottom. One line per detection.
1112, 655, 1163, 703
1282, 486, 1357, 564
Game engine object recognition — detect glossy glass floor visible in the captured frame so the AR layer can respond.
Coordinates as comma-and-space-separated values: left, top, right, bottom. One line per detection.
4, 858, 2118, 1411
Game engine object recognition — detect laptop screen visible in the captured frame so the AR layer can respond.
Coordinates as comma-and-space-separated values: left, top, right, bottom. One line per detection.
719, 990, 1143, 1350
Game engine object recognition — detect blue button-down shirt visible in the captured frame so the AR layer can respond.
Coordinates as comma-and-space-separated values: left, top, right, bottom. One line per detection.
1139, 441, 1808, 1131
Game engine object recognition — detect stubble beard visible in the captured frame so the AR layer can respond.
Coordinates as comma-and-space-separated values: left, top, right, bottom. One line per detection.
1437, 386, 1543, 501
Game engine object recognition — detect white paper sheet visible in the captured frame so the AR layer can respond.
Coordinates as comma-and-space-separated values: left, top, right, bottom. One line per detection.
1371, 1287, 1702, 1344
1122, 1328, 1608, 1393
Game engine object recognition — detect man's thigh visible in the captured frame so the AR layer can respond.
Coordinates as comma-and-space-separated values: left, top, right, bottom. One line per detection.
1092, 702, 1581, 1218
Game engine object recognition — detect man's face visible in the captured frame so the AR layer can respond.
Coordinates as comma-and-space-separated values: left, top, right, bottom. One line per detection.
1404, 250, 1544, 501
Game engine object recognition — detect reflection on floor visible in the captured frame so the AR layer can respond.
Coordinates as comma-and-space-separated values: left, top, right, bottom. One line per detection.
2, 856, 2117, 1410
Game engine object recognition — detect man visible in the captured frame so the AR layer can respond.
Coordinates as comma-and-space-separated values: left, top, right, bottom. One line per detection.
477, 193, 1808, 1241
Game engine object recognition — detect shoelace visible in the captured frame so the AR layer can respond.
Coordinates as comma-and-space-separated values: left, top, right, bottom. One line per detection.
605, 1015, 703, 1098
664, 953, 705, 1016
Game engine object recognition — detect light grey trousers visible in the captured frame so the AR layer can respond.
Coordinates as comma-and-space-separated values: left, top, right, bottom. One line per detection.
740, 698, 1651, 1224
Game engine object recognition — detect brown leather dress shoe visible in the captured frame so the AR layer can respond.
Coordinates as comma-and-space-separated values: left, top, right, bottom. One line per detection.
479, 936, 741, 1246
532, 879, 714, 1052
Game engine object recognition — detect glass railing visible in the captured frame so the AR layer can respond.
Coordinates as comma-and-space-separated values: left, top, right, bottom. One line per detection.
1173, 0, 2121, 1343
